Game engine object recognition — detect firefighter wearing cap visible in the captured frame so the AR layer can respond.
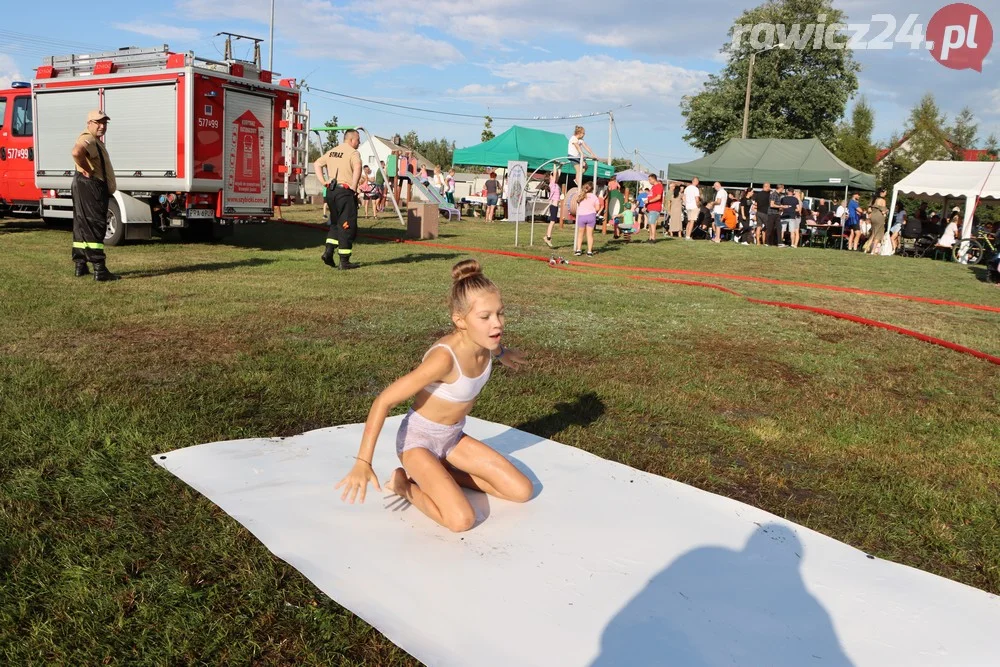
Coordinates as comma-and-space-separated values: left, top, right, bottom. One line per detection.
314, 129, 362, 270
70, 109, 119, 281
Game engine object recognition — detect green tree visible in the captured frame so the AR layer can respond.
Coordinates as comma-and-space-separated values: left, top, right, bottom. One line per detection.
949, 107, 978, 159
391, 131, 456, 168
681, 0, 859, 154
481, 116, 495, 143
981, 134, 999, 161
322, 116, 340, 151
833, 96, 877, 172
876, 132, 914, 192
905, 93, 950, 164
307, 136, 322, 162
611, 157, 635, 172
401, 130, 420, 150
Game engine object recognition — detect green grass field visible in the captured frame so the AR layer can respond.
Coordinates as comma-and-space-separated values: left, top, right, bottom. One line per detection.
2, 206, 999, 664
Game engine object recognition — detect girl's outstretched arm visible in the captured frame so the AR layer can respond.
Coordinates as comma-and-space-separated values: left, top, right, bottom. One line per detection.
335, 348, 453, 504
495, 344, 527, 372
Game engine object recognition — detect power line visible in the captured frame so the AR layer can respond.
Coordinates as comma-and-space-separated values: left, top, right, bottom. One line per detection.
305, 88, 483, 127
0, 30, 111, 53
302, 84, 612, 122
613, 120, 630, 157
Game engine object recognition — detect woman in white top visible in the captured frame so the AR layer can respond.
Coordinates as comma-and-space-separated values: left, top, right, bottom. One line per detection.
568, 125, 599, 188
936, 211, 960, 248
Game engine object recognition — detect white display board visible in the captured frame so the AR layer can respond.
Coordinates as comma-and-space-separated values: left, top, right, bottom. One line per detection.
506, 160, 528, 222
155, 416, 1000, 667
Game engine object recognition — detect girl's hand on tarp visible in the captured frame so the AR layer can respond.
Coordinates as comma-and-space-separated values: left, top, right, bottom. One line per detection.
335, 460, 381, 504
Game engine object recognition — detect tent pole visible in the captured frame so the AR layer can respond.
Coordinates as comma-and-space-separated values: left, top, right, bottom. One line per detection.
841, 184, 848, 250
518, 158, 566, 249
888, 186, 900, 254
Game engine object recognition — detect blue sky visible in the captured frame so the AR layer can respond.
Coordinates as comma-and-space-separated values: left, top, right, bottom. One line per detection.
2, 0, 998, 173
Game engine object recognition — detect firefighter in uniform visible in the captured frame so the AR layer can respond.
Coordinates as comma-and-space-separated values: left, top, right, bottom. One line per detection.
314, 129, 362, 270
70, 109, 119, 281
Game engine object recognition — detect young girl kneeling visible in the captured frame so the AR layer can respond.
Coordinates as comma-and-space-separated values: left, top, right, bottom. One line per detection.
336, 260, 533, 532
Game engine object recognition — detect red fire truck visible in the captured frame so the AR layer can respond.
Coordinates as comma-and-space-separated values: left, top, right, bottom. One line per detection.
0, 44, 309, 243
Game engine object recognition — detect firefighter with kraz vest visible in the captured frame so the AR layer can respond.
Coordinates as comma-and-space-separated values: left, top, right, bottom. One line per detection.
314, 129, 362, 270
70, 109, 120, 281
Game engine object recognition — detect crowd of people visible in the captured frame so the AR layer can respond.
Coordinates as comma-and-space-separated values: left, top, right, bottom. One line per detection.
537, 174, 994, 260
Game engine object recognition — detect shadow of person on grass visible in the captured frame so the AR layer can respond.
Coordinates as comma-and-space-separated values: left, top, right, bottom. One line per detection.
0, 220, 54, 234
480, 391, 606, 499
591, 523, 853, 667
120, 257, 276, 278
364, 252, 461, 267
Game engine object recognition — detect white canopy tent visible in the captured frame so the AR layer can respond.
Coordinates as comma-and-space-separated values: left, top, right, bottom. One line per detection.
890, 160, 1000, 239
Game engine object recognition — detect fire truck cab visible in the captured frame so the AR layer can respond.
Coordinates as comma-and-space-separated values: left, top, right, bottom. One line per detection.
6, 44, 309, 243
0, 82, 43, 216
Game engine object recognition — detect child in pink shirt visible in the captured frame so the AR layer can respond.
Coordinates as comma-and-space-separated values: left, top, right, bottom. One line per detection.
574, 182, 600, 257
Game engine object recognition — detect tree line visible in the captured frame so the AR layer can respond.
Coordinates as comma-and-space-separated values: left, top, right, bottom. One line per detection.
681, 0, 997, 195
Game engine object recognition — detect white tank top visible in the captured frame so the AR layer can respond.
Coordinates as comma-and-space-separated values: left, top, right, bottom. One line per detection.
568, 136, 581, 158
422, 344, 492, 403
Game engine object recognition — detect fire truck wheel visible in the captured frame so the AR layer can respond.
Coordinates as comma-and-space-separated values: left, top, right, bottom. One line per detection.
104, 198, 126, 246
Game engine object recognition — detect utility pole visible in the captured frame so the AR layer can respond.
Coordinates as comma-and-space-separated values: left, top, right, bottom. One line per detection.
268, 0, 275, 71
608, 111, 614, 175
742, 42, 784, 140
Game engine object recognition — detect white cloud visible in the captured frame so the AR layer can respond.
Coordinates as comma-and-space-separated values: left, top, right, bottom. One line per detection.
987, 89, 1000, 116
177, 0, 463, 72
114, 21, 201, 42
450, 83, 501, 96
472, 56, 709, 107
0, 53, 23, 88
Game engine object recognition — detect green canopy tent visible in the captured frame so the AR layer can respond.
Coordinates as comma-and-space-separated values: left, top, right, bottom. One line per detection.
667, 138, 876, 191
453, 125, 614, 179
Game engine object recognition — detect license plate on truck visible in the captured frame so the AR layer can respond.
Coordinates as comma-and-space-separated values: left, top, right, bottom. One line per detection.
187, 209, 214, 219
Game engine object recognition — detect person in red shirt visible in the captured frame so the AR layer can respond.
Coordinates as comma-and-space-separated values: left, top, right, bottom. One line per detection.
646, 173, 664, 242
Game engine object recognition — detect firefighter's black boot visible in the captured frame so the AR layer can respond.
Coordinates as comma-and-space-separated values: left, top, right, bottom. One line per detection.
93, 262, 120, 282
321, 243, 337, 268
74, 261, 90, 277
338, 256, 360, 270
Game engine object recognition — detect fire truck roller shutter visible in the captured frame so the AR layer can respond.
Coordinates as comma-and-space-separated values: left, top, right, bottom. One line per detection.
102, 84, 178, 175
221, 89, 274, 217
34, 89, 97, 188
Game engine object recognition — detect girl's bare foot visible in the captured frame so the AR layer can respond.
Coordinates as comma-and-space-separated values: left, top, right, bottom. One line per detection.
385, 467, 410, 497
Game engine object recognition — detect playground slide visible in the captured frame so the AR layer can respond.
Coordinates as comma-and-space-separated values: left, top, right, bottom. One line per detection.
404, 176, 461, 220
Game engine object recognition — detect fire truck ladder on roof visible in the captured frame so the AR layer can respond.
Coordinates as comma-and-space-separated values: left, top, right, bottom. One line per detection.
282, 100, 310, 201
41, 45, 230, 76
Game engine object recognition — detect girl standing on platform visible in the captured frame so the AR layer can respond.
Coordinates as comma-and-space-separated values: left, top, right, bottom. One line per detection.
336, 260, 533, 532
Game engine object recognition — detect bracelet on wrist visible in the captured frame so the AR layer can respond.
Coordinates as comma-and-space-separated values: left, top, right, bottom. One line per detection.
494, 344, 506, 359
355, 457, 372, 466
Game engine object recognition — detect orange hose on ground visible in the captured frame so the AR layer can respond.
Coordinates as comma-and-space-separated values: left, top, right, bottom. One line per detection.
282, 219, 1000, 366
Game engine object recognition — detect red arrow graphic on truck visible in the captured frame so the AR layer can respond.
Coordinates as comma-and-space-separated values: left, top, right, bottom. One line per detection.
232, 110, 263, 195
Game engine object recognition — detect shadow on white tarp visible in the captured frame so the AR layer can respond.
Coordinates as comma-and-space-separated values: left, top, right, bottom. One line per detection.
154, 414, 1000, 667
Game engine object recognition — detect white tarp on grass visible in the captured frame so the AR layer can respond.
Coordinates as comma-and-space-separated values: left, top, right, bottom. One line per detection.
154, 416, 1000, 666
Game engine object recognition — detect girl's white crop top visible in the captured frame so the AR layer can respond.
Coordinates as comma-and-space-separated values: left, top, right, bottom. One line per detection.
422, 344, 492, 403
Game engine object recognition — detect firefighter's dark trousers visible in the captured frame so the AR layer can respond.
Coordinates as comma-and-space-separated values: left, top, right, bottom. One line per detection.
71, 172, 110, 263
327, 186, 359, 258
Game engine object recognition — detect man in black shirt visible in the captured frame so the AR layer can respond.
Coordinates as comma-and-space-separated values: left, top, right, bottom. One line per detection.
768, 184, 786, 245
752, 183, 776, 246
780, 189, 801, 247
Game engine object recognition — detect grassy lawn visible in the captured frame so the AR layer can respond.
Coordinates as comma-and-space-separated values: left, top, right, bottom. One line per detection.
2, 206, 998, 664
